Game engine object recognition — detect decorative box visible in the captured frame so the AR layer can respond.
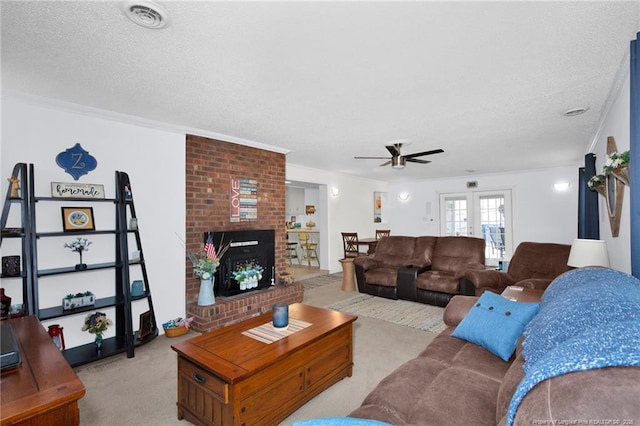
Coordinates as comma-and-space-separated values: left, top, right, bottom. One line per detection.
62, 294, 95, 310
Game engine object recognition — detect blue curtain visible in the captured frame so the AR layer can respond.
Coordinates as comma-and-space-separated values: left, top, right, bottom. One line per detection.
578, 154, 599, 239
631, 32, 639, 278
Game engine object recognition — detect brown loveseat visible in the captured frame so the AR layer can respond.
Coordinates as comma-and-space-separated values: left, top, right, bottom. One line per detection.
354, 235, 486, 306
461, 241, 571, 295
348, 267, 640, 425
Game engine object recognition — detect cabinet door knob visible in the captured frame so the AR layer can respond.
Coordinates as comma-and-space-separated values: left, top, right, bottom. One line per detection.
193, 373, 206, 384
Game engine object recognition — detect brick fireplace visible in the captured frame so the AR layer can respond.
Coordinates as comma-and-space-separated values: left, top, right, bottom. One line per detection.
185, 135, 302, 333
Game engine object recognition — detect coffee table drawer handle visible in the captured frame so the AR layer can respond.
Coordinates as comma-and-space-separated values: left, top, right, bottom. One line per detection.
193, 373, 207, 384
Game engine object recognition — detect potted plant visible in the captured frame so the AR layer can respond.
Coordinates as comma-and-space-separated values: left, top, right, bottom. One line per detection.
232, 262, 264, 290
82, 311, 112, 350
603, 150, 630, 186
187, 234, 230, 306
587, 174, 607, 197
62, 291, 95, 310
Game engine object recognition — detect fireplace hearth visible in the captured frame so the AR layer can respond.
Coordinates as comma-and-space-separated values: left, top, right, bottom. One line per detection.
209, 229, 275, 297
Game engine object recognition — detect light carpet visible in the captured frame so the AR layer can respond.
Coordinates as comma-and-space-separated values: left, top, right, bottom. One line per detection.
329, 293, 447, 334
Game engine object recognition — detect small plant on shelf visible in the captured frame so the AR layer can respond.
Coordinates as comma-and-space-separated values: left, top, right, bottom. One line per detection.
64, 237, 92, 270
63, 291, 95, 310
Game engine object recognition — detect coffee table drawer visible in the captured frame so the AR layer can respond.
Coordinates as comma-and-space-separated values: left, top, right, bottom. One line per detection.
179, 358, 229, 403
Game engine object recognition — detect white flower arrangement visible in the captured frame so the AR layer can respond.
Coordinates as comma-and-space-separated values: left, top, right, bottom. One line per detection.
603, 150, 630, 174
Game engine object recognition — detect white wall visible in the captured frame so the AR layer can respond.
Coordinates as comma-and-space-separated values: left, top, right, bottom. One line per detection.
286, 163, 388, 273
388, 165, 579, 253
590, 73, 632, 273
1, 95, 185, 347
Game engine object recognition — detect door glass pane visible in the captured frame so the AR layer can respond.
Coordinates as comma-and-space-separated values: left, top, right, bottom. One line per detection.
444, 197, 468, 236
479, 195, 505, 260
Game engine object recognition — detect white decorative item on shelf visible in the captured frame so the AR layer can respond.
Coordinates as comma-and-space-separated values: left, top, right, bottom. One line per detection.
62, 292, 95, 310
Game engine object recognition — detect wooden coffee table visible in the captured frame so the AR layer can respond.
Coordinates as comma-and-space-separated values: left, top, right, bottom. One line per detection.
171, 303, 357, 426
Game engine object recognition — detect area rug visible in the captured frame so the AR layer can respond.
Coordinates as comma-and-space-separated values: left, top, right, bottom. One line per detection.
329, 294, 447, 334
299, 272, 342, 290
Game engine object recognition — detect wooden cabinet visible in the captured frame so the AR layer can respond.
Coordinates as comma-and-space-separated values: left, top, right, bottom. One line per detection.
173, 303, 356, 426
1, 316, 85, 425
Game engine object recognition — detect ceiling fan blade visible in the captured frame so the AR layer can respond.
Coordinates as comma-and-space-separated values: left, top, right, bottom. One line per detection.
354, 156, 392, 160
406, 158, 431, 164
385, 144, 402, 157
403, 148, 444, 159
379, 160, 391, 167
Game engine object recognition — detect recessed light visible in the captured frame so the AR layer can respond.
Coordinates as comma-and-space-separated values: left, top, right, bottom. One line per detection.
564, 107, 589, 117
121, 1, 171, 29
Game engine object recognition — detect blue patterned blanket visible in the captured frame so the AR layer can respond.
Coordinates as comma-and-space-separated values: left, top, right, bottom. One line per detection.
505, 267, 640, 426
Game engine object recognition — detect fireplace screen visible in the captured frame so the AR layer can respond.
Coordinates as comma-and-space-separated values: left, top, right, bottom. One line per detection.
209, 229, 275, 297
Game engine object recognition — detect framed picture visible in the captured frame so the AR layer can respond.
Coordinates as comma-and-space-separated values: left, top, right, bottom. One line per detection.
138, 310, 155, 340
61, 207, 95, 232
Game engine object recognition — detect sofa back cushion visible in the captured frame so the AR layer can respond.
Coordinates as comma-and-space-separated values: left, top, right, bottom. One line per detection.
413, 236, 438, 265
373, 236, 417, 268
431, 236, 486, 272
508, 242, 571, 283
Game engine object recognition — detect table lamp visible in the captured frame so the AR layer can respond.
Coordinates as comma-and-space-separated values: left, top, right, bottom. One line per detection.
567, 239, 610, 268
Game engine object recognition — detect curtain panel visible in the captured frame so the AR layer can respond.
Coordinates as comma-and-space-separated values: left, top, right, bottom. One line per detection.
631, 32, 639, 278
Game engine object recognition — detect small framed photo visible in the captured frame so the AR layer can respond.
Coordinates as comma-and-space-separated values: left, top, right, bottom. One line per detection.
138, 310, 155, 340
61, 207, 95, 232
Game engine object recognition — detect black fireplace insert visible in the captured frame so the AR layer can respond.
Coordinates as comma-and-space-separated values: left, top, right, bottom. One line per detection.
208, 229, 275, 297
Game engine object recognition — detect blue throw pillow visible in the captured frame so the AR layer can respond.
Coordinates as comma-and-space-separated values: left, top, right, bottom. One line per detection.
451, 291, 540, 361
292, 418, 392, 426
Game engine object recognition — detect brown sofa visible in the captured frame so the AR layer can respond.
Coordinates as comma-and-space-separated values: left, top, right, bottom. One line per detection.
461, 241, 571, 295
349, 267, 640, 425
354, 235, 486, 306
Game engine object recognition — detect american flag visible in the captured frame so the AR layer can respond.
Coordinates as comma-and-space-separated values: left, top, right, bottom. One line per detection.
204, 234, 217, 260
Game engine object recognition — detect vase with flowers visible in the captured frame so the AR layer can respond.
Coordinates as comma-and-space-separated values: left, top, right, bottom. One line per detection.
64, 237, 92, 270
603, 150, 630, 186
188, 234, 230, 306
82, 311, 112, 350
232, 262, 264, 291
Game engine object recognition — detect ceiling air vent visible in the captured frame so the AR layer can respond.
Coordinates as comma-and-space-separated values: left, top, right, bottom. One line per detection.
121, 1, 171, 29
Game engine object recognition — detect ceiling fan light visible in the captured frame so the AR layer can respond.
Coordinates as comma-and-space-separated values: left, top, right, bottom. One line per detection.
391, 157, 406, 169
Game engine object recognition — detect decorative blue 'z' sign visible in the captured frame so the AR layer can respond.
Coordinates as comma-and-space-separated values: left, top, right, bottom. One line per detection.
55, 143, 97, 181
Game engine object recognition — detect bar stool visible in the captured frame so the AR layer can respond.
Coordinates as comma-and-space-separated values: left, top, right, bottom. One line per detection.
285, 234, 300, 264
298, 233, 319, 266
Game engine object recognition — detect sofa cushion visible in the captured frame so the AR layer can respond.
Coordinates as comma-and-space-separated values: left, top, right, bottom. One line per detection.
507, 242, 570, 284
415, 270, 459, 294
371, 236, 417, 269
359, 357, 449, 423
364, 267, 399, 287
451, 291, 539, 361
430, 236, 485, 273
407, 367, 502, 425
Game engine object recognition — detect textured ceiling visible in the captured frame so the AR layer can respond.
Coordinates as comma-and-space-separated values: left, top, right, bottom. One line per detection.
2, 1, 639, 182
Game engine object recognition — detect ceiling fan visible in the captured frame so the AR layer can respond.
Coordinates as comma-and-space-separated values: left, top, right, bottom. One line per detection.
354, 143, 444, 169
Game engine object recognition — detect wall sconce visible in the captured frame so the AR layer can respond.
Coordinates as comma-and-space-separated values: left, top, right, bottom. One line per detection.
553, 182, 570, 191
567, 238, 610, 268
398, 192, 410, 201
330, 187, 340, 197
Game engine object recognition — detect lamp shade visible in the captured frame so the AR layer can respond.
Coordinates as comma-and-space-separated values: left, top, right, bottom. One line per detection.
567, 239, 610, 268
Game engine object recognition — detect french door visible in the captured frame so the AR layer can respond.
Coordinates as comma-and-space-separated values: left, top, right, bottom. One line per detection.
439, 190, 512, 266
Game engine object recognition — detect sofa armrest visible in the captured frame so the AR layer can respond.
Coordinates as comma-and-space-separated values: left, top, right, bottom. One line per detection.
515, 278, 552, 290
353, 256, 378, 271
454, 262, 487, 279
443, 295, 478, 327
464, 269, 515, 291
